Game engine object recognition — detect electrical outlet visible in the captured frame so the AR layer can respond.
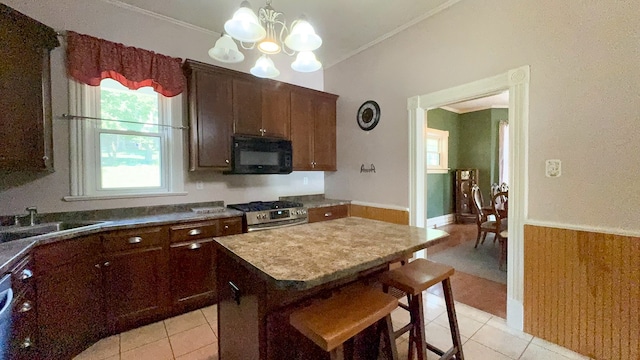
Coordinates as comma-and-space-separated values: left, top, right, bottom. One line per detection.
545, 159, 561, 177
196, 181, 204, 190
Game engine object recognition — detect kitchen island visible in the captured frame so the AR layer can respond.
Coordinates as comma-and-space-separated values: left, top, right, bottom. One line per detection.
213, 217, 449, 360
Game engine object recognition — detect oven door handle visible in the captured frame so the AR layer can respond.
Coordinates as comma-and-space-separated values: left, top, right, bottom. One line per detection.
247, 220, 308, 232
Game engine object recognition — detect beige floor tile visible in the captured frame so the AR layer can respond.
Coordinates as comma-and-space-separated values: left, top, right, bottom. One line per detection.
530, 337, 591, 360
461, 340, 514, 360
175, 343, 218, 360
120, 338, 173, 360
470, 323, 530, 359
423, 300, 447, 322
170, 323, 216, 357
453, 302, 493, 324
73, 335, 120, 360
425, 293, 446, 307
120, 321, 167, 352
433, 311, 484, 338
423, 322, 469, 352
201, 305, 217, 326
520, 343, 582, 360
165, 309, 208, 336
485, 316, 533, 342
391, 307, 411, 332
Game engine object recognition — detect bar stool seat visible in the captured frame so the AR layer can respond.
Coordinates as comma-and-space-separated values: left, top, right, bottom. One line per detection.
379, 258, 465, 360
290, 284, 399, 360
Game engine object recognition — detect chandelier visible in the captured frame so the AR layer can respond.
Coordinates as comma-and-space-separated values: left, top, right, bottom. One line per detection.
208, 0, 322, 78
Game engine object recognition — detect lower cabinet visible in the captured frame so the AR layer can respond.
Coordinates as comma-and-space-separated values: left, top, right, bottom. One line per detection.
170, 239, 216, 313
34, 235, 104, 360
307, 204, 350, 223
9, 256, 37, 360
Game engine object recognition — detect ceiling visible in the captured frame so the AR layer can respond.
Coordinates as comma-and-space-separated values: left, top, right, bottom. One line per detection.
111, 0, 458, 68
441, 91, 509, 114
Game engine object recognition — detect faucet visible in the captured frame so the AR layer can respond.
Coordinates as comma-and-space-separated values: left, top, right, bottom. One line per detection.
25, 207, 38, 226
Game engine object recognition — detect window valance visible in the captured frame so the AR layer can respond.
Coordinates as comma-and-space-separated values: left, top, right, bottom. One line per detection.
66, 31, 185, 97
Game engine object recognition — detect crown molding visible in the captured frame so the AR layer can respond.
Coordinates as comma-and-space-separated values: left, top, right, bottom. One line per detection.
100, 0, 218, 36
324, 0, 463, 69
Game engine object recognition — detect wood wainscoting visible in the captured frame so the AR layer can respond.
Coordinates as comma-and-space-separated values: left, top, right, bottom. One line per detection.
349, 204, 409, 225
524, 225, 639, 359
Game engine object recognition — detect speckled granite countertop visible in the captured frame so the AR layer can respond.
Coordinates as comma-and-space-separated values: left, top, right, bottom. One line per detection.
0, 209, 243, 275
280, 194, 351, 209
214, 217, 449, 290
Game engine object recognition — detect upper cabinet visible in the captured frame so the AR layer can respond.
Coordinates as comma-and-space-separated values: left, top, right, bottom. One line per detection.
291, 89, 338, 171
183, 60, 336, 172
0, 4, 59, 172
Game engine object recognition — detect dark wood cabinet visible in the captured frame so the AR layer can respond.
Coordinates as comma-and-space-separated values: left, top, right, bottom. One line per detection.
9, 256, 37, 360
308, 205, 350, 223
291, 89, 338, 171
169, 217, 243, 314
455, 168, 479, 223
184, 60, 234, 170
34, 236, 104, 359
101, 226, 170, 333
0, 4, 59, 172
261, 82, 290, 139
233, 77, 263, 137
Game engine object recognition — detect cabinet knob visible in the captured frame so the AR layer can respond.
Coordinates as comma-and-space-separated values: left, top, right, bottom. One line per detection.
324, 212, 333, 217
128, 236, 142, 244
225, 159, 230, 164
188, 229, 202, 236
42, 155, 49, 161
20, 337, 32, 349
103, 261, 111, 267
20, 269, 33, 281
19, 301, 33, 313
95, 263, 101, 269
188, 243, 202, 250
224, 225, 229, 230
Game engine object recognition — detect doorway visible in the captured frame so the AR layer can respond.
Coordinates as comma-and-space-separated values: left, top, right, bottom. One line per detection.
408, 66, 529, 330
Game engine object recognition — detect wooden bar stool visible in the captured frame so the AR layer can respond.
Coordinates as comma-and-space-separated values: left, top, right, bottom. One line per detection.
290, 284, 399, 360
379, 259, 465, 360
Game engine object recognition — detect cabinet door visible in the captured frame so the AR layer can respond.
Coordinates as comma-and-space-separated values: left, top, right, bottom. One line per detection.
0, 7, 57, 171
103, 246, 170, 333
261, 83, 290, 139
290, 91, 314, 170
35, 236, 104, 359
233, 77, 263, 137
188, 67, 233, 170
312, 96, 337, 171
308, 205, 349, 223
170, 240, 216, 313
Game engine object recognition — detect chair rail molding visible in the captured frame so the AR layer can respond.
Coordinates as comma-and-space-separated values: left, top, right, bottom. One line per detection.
408, 65, 530, 331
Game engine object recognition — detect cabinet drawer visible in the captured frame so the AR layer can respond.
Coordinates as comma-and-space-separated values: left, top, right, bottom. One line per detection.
170, 220, 219, 244
102, 226, 166, 253
10, 256, 34, 295
34, 236, 101, 274
308, 205, 349, 223
219, 217, 243, 236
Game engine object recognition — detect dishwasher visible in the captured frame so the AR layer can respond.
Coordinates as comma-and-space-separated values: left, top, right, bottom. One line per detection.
0, 274, 12, 360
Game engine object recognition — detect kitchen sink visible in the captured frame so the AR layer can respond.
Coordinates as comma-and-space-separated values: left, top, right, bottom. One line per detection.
0, 221, 106, 243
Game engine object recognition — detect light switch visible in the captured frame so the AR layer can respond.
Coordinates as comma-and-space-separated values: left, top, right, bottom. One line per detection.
545, 159, 561, 177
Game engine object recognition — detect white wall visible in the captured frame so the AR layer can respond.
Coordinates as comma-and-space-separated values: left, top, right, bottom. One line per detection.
325, 0, 640, 232
0, 0, 325, 215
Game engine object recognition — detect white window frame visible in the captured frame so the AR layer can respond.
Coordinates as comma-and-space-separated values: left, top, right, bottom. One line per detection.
426, 128, 449, 174
65, 80, 185, 201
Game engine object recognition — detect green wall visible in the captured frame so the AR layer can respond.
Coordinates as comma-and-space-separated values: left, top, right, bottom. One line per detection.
426, 107, 508, 219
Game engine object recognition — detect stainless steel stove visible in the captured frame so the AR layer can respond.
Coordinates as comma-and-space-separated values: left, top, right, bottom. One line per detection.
227, 200, 308, 232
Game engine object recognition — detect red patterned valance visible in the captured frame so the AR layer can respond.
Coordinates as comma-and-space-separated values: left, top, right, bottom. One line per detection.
66, 31, 185, 97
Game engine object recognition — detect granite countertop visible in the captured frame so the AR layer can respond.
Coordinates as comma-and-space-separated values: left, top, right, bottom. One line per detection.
279, 194, 351, 209
0, 209, 244, 274
214, 217, 449, 290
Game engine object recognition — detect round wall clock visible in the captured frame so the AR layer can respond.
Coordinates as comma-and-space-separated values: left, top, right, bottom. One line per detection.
357, 100, 380, 131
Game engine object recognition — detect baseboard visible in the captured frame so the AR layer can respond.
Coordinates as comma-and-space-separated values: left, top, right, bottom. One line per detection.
426, 214, 455, 228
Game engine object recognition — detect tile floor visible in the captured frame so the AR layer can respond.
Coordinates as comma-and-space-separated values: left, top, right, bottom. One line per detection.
74, 294, 592, 360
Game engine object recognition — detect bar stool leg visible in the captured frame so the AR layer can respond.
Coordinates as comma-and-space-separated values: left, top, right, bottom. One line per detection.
330, 345, 345, 360
409, 293, 427, 360
442, 278, 465, 360
378, 314, 399, 360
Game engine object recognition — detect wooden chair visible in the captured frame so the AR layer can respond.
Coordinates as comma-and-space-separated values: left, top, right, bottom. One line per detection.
470, 184, 505, 248
290, 284, 399, 360
492, 191, 509, 270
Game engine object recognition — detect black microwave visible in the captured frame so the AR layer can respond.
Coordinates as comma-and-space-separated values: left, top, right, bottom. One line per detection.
224, 136, 293, 174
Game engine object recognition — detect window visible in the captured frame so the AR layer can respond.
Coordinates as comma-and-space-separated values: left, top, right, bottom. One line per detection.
426, 128, 449, 174
66, 79, 185, 200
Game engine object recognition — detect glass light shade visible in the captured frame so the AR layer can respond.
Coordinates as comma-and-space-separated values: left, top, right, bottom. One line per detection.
257, 39, 281, 54
208, 34, 245, 63
250, 55, 280, 78
224, 2, 266, 43
284, 19, 322, 52
291, 51, 322, 72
